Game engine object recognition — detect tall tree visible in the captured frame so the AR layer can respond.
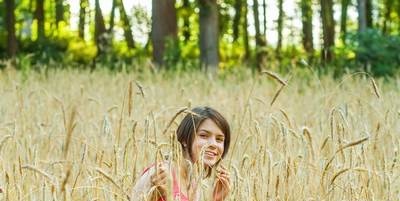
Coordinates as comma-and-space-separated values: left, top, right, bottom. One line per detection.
152, 0, 177, 66
382, 0, 394, 34
232, 0, 242, 42
398, 1, 400, 33
78, 0, 88, 39
358, 0, 367, 32
199, 0, 219, 71
276, 0, 283, 54
301, 0, 314, 55
182, 0, 191, 42
94, 0, 107, 54
243, 0, 250, 60
118, 0, 135, 49
253, 0, 266, 70
366, 0, 373, 28
340, 0, 350, 44
5, 0, 17, 58
55, 0, 64, 26
253, 0, 261, 46
35, 0, 45, 42
108, 0, 117, 34
262, 0, 267, 36
320, 0, 335, 62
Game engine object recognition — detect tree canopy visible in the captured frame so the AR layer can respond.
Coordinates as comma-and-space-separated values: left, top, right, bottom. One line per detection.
1, 0, 400, 76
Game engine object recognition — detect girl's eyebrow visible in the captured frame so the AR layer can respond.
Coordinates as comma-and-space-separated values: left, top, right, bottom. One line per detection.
198, 129, 211, 134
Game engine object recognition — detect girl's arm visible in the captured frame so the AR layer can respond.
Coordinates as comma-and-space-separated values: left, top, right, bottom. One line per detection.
131, 163, 170, 201
131, 168, 154, 200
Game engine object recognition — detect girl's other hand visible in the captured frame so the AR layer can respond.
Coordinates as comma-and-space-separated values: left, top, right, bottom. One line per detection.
213, 165, 230, 201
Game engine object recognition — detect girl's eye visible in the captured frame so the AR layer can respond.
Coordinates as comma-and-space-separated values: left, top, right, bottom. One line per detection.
217, 138, 224, 143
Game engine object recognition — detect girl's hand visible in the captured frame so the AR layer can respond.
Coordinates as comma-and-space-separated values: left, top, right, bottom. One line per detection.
150, 163, 169, 197
213, 165, 230, 201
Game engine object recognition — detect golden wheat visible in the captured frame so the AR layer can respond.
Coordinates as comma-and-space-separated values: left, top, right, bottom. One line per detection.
0, 69, 398, 201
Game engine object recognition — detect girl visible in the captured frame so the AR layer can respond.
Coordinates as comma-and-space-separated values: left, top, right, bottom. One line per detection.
132, 106, 231, 201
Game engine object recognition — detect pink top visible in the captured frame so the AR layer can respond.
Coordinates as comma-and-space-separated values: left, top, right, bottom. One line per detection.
142, 165, 189, 201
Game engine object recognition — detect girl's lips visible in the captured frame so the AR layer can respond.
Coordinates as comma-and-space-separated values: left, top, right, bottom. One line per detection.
205, 151, 217, 157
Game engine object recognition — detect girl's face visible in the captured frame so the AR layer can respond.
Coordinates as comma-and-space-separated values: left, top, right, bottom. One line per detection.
191, 119, 225, 167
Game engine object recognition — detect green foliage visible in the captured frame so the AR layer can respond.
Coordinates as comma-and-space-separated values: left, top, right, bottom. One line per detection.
0, 0, 5, 56
163, 37, 181, 68
0, 0, 3, 25
2, 0, 400, 78
219, 41, 245, 69
67, 38, 97, 64
16, 53, 33, 80
347, 29, 400, 76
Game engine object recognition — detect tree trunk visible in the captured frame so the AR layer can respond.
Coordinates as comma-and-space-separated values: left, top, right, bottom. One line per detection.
253, 0, 266, 70
253, 0, 261, 42
118, 0, 135, 49
340, 0, 350, 44
358, 0, 367, 32
182, 0, 191, 42
382, 0, 394, 34
276, 0, 283, 55
55, 0, 64, 27
398, 1, 400, 33
320, 0, 335, 62
366, 0, 373, 28
262, 0, 267, 36
301, 0, 314, 55
108, 0, 117, 34
95, 0, 107, 55
199, 0, 219, 72
232, 0, 242, 42
35, 0, 45, 42
152, 0, 178, 66
5, 0, 17, 58
78, 0, 88, 39
243, 1, 250, 60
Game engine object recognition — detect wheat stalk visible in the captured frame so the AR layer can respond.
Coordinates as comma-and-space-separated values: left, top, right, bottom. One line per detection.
262, 71, 288, 86
95, 167, 130, 200
22, 165, 58, 186
270, 85, 285, 106
64, 107, 77, 159
370, 78, 381, 99
321, 137, 369, 187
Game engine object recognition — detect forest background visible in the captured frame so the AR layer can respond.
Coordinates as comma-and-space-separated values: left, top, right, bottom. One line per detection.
1, 0, 400, 76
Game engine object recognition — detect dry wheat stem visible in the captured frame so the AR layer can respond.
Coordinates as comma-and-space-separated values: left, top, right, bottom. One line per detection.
262, 71, 288, 86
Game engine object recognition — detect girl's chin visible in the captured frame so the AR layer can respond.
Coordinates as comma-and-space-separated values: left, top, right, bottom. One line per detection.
202, 159, 218, 167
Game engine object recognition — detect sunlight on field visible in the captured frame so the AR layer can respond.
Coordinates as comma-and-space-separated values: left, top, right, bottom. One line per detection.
0, 69, 399, 200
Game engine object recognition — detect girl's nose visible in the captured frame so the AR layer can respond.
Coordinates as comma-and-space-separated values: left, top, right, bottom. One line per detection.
208, 137, 218, 148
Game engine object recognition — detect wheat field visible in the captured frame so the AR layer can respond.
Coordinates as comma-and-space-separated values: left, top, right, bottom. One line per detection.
0, 69, 399, 201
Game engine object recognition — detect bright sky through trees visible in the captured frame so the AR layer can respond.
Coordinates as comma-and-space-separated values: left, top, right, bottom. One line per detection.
66, 0, 357, 47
